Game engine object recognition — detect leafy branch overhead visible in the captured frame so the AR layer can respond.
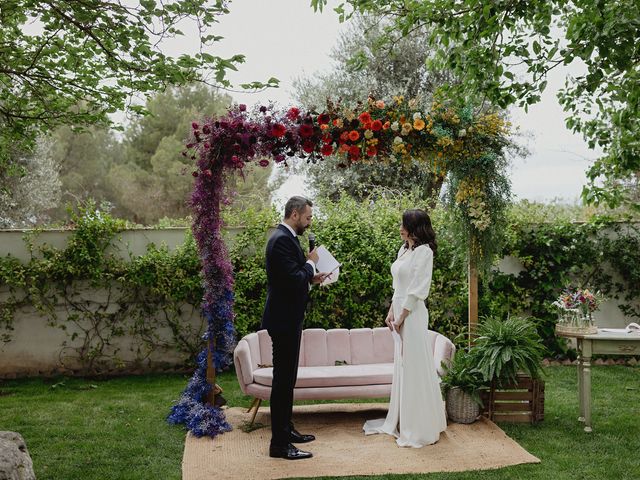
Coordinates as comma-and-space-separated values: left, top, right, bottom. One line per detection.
0, 0, 278, 173
311, 0, 640, 210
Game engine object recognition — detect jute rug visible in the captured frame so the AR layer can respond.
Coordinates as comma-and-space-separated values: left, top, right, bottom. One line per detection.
182, 403, 540, 480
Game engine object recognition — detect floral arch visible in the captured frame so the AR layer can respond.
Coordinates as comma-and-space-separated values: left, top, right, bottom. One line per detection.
168, 96, 512, 437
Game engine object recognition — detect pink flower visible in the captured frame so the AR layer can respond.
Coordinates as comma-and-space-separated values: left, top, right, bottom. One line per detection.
259, 159, 269, 167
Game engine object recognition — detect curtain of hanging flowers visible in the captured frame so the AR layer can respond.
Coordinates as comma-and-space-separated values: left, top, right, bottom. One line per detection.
168, 97, 512, 438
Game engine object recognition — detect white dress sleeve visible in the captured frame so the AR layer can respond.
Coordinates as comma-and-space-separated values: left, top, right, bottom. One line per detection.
401, 245, 433, 312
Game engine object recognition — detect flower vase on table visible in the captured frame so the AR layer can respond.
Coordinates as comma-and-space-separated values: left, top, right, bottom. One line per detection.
553, 287, 603, 336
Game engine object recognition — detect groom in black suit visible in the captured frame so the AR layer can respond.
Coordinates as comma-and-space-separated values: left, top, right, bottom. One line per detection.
262, 196, 328, 460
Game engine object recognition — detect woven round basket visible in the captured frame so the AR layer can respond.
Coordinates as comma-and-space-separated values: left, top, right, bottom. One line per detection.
446, 387, 480, 424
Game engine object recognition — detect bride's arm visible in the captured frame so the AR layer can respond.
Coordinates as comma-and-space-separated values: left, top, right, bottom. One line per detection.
385, 303, 395, 330
394, 246, 433, 328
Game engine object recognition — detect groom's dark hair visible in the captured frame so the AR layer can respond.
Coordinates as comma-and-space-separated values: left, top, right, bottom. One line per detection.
284, 196, 313, 219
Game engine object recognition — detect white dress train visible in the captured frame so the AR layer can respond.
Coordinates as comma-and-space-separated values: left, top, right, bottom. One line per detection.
363, 244, 447, 447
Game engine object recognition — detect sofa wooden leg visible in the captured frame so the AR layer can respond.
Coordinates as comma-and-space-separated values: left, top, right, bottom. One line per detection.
248, 398, 262, 425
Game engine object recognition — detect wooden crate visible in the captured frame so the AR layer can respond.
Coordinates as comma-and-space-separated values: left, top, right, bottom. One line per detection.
480, 375, 545, 424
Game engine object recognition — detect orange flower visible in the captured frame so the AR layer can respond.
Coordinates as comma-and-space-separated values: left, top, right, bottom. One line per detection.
320, 123, 329, 131
413, 119, 426, 130
382, 121, 391, 130
348, 130, 360, 141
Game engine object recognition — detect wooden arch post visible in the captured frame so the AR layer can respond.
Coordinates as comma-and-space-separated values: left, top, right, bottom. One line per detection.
468, 251, 478, 346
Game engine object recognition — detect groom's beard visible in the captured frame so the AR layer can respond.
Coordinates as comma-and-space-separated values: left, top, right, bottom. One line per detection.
295, 223, 308, 236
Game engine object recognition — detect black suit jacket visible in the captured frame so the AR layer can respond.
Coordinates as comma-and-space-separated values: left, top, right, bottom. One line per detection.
261, 224, 315, 333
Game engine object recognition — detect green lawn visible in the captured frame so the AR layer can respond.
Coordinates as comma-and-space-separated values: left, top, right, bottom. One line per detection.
1, 366, 638, 480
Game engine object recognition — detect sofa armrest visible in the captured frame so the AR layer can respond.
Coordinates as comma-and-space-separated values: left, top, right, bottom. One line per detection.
433, 335, 456, 377
233, 339, 254, 392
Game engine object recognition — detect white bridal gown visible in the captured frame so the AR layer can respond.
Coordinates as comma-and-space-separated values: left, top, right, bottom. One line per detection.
363, 244, 447, 447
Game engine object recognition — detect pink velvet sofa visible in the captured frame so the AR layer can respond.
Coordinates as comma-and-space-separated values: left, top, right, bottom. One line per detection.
233, 327, 456, 422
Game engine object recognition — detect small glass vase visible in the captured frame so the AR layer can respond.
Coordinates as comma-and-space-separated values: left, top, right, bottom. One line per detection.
556, 309, 597, 335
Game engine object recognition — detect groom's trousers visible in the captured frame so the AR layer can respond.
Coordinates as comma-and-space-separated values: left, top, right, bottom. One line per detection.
268, 327, 302, 447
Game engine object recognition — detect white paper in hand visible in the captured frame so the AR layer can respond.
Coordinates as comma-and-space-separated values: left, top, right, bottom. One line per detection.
315, 245, 340, 286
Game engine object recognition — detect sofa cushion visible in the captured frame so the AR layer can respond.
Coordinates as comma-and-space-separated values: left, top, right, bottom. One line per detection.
253, 363, 394, 388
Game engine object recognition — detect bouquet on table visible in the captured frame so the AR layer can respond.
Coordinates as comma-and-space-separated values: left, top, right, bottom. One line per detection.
552, 286, 605, 335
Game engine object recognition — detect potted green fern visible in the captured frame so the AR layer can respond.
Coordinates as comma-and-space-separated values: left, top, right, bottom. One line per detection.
473, 315, 546, 387
440, 349, 486, 424
472, 315, 547, 423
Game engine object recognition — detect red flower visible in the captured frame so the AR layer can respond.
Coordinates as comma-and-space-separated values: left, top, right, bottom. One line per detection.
362, 121, 372, 130
259, 159, 270, 167
299, 124, 314, 138
371, 120, 383, 131
366, 146, 378, 157
322, 134, 332, 144
348, 145, 360, 159
317, 113, 330, 125
271, 123, 286, 137
302, 141, 315, 153
339, 143, 350, 153
358, 112, 372, 124
339, 131, 350, 143
321, 144, 334, 156
348, 130, 360, 141
287, 107, 300, 120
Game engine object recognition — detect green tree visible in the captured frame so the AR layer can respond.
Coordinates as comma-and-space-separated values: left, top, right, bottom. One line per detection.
107, 85, 230, 224
312, 0, 640, 210
0, 138, 61, 227
49, 124, 121, 221
106, 85, 274, 224
0, 0, 277, 180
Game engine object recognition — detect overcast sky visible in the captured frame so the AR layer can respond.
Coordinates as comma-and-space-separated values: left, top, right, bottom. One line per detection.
180, 0, 601, 206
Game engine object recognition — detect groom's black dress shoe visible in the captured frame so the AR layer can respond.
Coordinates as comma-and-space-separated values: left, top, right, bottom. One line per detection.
269, 443, 313, 460
289, 429, 315, 443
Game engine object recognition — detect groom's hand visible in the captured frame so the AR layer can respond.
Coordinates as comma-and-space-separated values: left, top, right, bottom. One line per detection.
307, 248, 319, 264
311, 272, 329, 285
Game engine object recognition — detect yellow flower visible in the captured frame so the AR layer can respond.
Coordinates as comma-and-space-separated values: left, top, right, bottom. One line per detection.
413, 118, 425, 131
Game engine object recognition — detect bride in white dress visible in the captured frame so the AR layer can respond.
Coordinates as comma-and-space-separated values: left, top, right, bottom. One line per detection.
363, 209, 447, 447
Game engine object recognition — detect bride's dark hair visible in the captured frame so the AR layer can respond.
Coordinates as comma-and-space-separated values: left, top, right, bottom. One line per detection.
402, 209, 437, 254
